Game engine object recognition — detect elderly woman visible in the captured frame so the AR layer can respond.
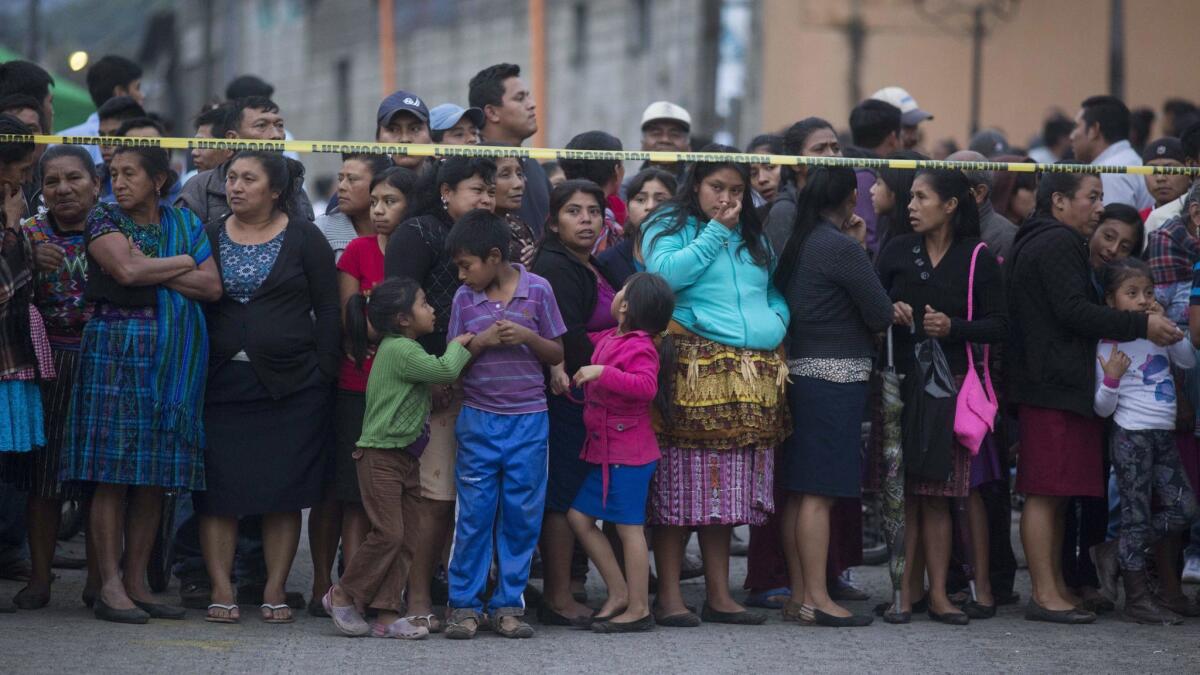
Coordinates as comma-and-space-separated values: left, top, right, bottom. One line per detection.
197, 151, 339, 625
1007, 170, 1183, 624
62, 145, 221, 624
6, 145, 100, 610
641, 146, 790, 627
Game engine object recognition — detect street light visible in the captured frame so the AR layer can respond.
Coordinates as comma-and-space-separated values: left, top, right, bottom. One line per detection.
68, 51, 88, 72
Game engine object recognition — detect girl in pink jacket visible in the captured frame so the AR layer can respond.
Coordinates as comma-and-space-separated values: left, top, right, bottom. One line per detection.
567, 272, 676, 634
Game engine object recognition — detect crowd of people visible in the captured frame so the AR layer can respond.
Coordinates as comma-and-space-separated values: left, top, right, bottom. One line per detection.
1, 52, 1200, 640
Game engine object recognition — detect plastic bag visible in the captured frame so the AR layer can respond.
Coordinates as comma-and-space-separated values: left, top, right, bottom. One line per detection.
902, 336, 959, 483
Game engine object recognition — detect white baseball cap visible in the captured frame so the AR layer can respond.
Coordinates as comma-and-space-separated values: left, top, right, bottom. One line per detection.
871, 86, 933, 127
640, 101, 692, 131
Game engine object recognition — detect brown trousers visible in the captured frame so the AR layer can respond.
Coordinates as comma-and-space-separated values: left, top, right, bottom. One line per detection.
338, 447, 423, 612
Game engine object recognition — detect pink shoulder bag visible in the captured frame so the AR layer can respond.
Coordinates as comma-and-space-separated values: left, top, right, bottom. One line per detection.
954, 242, 998, 454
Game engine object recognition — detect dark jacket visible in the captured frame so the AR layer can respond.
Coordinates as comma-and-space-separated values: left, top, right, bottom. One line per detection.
1005, 215, 1147, 417
595, 238, 638, 289
532, 237, 621, 374
205, 217, 340, 399
383, 211, 459, 356
179, 161, 314, 227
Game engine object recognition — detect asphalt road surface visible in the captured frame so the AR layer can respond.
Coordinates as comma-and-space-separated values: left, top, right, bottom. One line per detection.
2, 522, 1197, 673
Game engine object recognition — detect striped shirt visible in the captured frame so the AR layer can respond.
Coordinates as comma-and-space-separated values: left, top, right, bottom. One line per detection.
447, 264, 566, 415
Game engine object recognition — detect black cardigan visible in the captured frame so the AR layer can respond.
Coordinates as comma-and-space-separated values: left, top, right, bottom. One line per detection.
877, 233, 1008, 378
383, 212, 459, 356
1005, 216, 1147, 417
205, 218, 340, 399
532, 237, 621, 374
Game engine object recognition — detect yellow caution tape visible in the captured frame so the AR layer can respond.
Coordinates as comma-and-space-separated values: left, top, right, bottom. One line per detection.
4, 133, 1198, 176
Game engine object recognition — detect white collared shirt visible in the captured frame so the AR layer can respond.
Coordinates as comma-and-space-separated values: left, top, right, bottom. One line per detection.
1092, 140, 1154, 211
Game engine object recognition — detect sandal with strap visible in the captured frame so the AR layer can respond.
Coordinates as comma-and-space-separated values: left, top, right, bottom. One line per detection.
408, 613, 443, 634
260, 603, 295, 624
444, 610, 480, 640
781, 601, 806, 622
205, 603, 240, 624
371, 617, 429, 640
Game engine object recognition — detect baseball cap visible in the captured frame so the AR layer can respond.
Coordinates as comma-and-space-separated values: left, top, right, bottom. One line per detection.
377, 90, 430, 126
640, 101, 691, 131
1142, 137, 1186, 164
429, 103, 485, 132
871, 86, 933, 127
968, 129, 1011, 158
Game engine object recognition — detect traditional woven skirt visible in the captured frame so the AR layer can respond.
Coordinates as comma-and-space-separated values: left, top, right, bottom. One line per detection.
2, 348, 79, 498
61, 318, 205, 490
648, 326, 789, 527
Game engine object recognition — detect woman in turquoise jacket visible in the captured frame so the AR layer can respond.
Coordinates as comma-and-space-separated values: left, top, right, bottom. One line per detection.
641, 146, 790, 627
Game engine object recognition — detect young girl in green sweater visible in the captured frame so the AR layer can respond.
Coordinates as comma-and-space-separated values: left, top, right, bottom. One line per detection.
323, 277, 474, 639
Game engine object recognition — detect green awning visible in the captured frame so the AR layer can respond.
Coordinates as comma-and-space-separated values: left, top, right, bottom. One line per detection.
0, 46, 95, 129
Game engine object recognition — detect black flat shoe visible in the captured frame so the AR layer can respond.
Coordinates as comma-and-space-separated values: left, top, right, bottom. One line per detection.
883, 609, 911, 624
928, 608, 970, 625
94, 598, 150, 624
995, 590, 1020, 606
307, 597, 329, 618
812, 608, 873, 627
81, 589, 97, 609
592, 614, 654, 633
962, 601, 996, 619
133, 600, 187, 620
700, 603, 766, 625
13, 586, 50, 610
1024, 600, 1096, 624
874, 596, 928, 617
537, 605, 593, 627
654, 610, 701, 628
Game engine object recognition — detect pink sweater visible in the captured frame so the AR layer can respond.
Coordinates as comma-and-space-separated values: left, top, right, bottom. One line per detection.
580, 328, 661, 504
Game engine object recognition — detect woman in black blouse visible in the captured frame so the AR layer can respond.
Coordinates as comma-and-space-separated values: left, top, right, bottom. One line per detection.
198, 151, 340, 624
876, 169, 1007, 625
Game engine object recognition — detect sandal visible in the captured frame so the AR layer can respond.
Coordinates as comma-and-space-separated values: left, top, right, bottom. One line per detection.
408, 613, 443, 634
746, 587, 791, 610
205, 603, 240, 624
371, 617, 429, 640
495, 615, 535, 639
781, 600, 806, 622
260, 603, 294, 624
444, 610, 480, 640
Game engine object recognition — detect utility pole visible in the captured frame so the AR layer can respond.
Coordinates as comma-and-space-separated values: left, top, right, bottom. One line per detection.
846, 0, 865, 110
25, 0, 41, 61
1108, 0, 1124, 100
915, 0, 1020, 139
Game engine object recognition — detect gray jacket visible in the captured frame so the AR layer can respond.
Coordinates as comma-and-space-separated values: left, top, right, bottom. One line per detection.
176, 161, 314, 226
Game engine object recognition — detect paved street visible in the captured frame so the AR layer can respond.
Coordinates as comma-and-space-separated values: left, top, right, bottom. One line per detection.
2, 522, 1197, 674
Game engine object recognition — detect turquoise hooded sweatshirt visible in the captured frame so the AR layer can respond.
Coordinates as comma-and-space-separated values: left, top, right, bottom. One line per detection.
642, 208, 789, 351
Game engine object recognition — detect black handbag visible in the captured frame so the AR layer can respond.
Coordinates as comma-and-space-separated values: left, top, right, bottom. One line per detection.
901, 336, 959, 482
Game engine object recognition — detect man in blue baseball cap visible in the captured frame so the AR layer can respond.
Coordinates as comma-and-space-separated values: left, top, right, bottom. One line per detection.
376, 90, 432, 169
430, 104, 484, 145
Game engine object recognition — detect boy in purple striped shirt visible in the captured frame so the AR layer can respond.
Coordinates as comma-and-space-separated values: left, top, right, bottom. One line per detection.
443, 209, 566, 639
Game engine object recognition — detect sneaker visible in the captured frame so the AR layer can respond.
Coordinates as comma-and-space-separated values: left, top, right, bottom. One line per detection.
1182, 557, 1200, 584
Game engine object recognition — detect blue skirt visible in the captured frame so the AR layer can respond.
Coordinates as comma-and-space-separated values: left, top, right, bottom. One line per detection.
0, 380, 44, 453
782, 376, 868, 498
571, 462, 657, 525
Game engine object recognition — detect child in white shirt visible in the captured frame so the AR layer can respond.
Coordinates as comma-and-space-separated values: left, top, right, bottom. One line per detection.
1093, 257, 1198, 624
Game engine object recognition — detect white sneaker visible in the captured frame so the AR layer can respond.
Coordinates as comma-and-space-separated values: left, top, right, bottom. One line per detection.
1182, 557, 1200, 584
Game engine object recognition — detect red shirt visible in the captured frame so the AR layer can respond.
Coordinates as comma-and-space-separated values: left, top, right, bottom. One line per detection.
336, 236, 385, 392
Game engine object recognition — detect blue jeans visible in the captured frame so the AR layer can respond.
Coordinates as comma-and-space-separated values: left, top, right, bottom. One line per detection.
448, 407, 548, 616
171, 493, 266, 587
